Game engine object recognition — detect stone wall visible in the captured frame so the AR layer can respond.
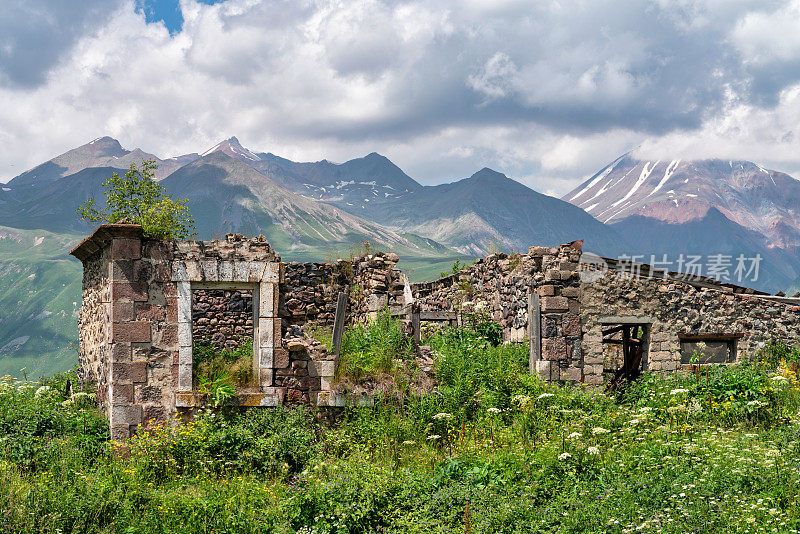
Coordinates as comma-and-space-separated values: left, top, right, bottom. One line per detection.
72, 227, 408, 439
410, 238, 800, 387
75, 224, 800, 439
581, 269, 800, 375
77, 242, 112, 412
281, 252, 407, 328
282, 262, 348, 326
192, 289, 253, 350
411, 243, 581, 342
410, 243, 584, 384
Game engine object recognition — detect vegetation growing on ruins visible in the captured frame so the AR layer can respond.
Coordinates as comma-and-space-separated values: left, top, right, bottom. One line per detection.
335, 311, 414, 382
1, 321, 800, 532
192, 340, 254, 402
77, 159, 196, 239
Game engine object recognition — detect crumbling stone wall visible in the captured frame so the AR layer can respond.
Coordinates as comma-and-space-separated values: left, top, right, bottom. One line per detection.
74, 225, 800, 437
281, 252, 406, 328
72, 226, 408, 440
582, 269, 800, 373
77, 243, 113, 412
410, 243, 584, 384
350, 252, 405, 320
192, 289, 253, 350
411, 238, 800, 387
282, 262, 349, 326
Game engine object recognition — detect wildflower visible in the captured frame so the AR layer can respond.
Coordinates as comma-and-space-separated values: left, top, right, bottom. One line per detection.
746, 400, 766, 407
670, 388, 688, 395
427, 435, 441, 441
771, 376, 788, 382
637, 407, 653, 413
567, 432, 582, 440
432, 413, 452, 421
487, 407, 501, 414
667, 405, 687, 414
587, 446, 600, 456
512, 394, 531, 407
34, 385, 51, 398
537, 393, 555, 400
558, 452, 572, 461
401, 440, 416, 446
592, 427, 609, 435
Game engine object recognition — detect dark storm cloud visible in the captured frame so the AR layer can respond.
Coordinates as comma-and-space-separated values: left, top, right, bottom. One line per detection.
0, 0, 120, 88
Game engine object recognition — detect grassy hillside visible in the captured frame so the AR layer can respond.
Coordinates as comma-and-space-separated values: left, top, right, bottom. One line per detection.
0, 226, 82, 378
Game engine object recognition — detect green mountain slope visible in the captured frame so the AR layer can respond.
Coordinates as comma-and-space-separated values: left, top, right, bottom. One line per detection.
0, 226, 82, 379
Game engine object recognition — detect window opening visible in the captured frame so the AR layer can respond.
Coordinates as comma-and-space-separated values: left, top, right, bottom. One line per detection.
603, 323, 648, 389
679, 334, 739, 364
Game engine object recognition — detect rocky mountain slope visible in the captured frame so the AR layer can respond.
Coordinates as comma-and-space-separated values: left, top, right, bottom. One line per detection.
6, 137, 195, 195
332, 167, 628, 256
160, 151, 448, 259
565, 156, 800, 248
565, 155, 800, 292
199, 137, 422, 207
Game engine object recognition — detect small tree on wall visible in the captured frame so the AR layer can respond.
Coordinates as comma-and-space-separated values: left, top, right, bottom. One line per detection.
77, 159, 196, 239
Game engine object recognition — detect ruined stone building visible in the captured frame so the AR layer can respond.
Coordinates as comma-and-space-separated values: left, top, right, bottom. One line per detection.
71, 224, 800, 439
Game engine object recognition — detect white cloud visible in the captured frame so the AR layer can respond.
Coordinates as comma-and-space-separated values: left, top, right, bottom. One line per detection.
4, 0, 800, 196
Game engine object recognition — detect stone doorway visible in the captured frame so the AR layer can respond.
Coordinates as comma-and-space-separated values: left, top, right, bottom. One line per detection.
191, 285, 258, 391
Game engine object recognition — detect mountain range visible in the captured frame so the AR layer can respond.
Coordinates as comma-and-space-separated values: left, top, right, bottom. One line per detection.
564, 155, 800, 292
3, 136, 800, 376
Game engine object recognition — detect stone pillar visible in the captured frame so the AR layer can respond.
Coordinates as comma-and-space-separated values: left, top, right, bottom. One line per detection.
256, 262, 283, 389
530, 241, 584, 385
107, 234, 148, 439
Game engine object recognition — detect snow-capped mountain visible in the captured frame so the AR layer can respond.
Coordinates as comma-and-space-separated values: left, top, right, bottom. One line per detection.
565, 155, 800, 250
563, 154, 800, 292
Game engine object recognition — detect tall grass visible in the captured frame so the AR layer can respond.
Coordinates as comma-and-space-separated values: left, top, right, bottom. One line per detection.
336, 310, 413, 381
2, 331, 800, 532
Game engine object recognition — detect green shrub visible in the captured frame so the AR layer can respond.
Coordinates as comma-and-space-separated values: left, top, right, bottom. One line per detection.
193, 340, 254, 389
127, 406, 319, 482
0, 376, 108, 472
621, 362, 789, 427
337, 310, 412, 381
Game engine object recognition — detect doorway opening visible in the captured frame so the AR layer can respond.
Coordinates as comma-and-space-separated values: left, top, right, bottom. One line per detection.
602, 321, 649, 390
191, 287, 257, 392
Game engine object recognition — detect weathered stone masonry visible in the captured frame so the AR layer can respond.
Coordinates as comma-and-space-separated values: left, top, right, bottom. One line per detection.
71, 225, 407, 439
73, 225, 800, 440
410, 241, 800, 386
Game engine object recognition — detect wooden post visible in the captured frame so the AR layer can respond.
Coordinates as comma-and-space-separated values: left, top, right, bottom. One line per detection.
411, 304, 421, 345
331, 291, 347, 358
528, 292, 541, 373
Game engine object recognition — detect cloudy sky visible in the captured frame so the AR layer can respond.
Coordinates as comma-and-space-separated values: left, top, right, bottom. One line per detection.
3, 0, 800, 195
